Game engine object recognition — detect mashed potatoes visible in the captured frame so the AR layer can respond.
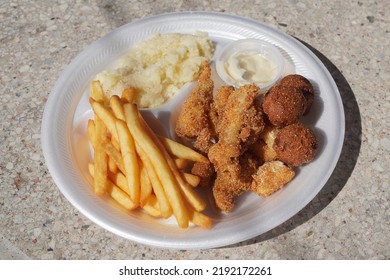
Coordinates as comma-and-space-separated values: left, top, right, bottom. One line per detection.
95, 32, 215, 108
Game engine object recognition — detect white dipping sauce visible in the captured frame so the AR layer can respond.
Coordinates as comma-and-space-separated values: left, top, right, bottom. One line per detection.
224, 51, 277, 86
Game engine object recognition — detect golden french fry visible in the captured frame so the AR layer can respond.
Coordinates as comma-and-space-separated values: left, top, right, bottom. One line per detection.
110, 184, 137, 210
136, 144, 172, 218
174, 158, 189, 170
121, 88, 137, 103
142, 194, 161, 217
139, 115, 206, 212
107, 140, 116, 174
139, 160, 153, 207
189, 208, 212, 229
89, 119, 123, 174
116, 119, 140, 206
87, 117, 125, 173
87, 119, 96, 148
183, 173, 201, 187
87, 82, 211, 229
111, 134, 120, 150
110, 97, 172, 218
144, 193, 159, 208
103, 141, 126, 175
124, 103, 189, 228
110, 95, 126, 121
166, 157, 206, 211
88, 163, 136, 210
108, 137, 120, 173
108, 156, 117, 174
90, 80, 108, 104
107, 170, 128, 195
157, 136, 209, 163
93, 114, 108, 195
90, 99, 119, 142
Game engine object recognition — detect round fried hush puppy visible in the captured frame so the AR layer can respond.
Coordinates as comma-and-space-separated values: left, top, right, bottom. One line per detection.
273, 123, 317, 166
262, 85, 306, 127
279, 74, 314, 115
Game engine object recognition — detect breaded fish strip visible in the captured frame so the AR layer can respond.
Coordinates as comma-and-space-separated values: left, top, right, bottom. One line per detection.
217, 84, 264, 152
208, 84, 265, 211
209, 85, 234, 136
251, 160, 295, 197
191, 161, 215, 188
175, 61, 214, 153
248, 124, 279, 163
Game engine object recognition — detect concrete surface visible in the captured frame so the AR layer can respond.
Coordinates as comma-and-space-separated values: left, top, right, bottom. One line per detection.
0, 0, 389, 259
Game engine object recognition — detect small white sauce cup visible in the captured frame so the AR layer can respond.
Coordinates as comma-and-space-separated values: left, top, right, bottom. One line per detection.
216, 39, 285, 91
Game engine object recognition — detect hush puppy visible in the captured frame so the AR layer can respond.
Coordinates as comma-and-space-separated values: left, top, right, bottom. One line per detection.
279, 74, 314, 115
262, 85, 306, 127
273, 123, 317, 166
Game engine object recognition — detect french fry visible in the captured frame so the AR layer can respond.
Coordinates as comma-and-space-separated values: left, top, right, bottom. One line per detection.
139, 160, 153, 207
108, 155, 117, 174
116, 119, 140, 206
90, 80, 108, 104
88, 119, 124, 174
88, 163, 136, 210
174, 158, 189, 170
157, 136, 209, 163
136, 144, 172, 218
90, 99, 119, 142
142, 194, 161, 217
110, 95, 126, 121
103, 141, 126, 175
87, 119, 96, 148
111, 137, 120, 151
87, 83, 212, 229
139, 114, 206, 212
188, 208, 212, 229
124, 103, 189, 228
165, 156, 206, 211
121, 88, 137, 103
109, 137, 121, 173
110, 184, 137, 210
107, 170, 129, 195
93, 114, 108, 195
183, 173, 201, 187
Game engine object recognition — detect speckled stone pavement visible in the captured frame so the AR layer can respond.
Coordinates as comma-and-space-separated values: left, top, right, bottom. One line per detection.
0, 0, 389, 259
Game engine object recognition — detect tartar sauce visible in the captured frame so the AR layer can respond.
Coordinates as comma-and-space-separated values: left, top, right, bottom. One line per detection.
224, 51, 277, 86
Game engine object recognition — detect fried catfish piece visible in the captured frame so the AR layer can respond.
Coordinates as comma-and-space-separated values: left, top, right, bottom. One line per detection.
191, 161, 215, 188
209, 85, 234, 136
251, 160, 295, 197
211, 151, 260, 211
175, 61, 214, 153
216, 84, 265, 152
248, 123, 279, 163
208, 84, 265, 211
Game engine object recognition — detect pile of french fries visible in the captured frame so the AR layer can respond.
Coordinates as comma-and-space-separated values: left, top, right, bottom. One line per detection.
87, 81, 212, 229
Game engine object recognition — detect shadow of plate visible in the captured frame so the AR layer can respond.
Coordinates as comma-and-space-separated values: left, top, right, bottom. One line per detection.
223, 39, 362, 249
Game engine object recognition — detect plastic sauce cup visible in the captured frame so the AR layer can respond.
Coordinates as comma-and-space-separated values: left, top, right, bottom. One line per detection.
216, 39, 285, 91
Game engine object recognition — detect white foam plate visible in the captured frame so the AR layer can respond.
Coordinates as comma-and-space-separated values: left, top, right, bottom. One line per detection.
41, 12, 344, 249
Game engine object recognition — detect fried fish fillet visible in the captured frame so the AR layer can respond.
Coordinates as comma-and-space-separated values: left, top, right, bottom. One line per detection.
208, 84, 265, 211
191, 161, 215, 188
248, 123, 278, 163
212, 84, 265, 154
175, 61, 214, 153
209, 85, 234, 137
251, 160, 295, 197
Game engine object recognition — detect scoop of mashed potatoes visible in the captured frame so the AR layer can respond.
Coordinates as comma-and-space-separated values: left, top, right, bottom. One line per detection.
95, 32, 215, 108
